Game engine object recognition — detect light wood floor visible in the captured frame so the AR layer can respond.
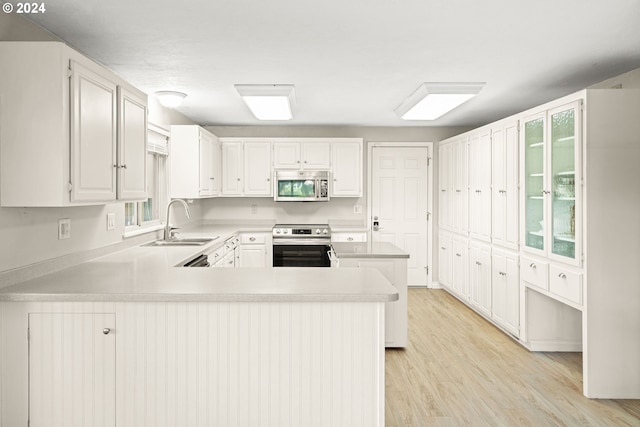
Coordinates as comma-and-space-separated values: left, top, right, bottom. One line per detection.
385, 288, 640, 426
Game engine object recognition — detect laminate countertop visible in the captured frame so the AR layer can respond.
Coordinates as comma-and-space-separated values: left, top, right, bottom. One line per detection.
0, 224, 398, 303
331, 241, 410, 259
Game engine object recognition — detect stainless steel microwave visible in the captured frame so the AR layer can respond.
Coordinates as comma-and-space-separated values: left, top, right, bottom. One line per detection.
274, 170, 330, 202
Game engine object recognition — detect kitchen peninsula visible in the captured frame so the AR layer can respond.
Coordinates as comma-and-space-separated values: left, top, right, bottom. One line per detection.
0, 236, 397, 427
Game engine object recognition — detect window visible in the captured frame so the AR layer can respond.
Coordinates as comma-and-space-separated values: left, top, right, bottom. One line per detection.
124, 124, 169, 236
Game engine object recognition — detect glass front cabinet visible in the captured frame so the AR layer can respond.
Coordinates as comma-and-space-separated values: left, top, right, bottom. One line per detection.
522, 101, 582, 266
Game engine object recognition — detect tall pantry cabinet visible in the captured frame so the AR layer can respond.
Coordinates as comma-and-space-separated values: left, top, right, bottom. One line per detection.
438, 118, 520, 337
438, 88, 640, 399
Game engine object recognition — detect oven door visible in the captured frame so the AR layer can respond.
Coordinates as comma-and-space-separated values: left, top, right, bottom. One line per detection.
273, 243, 331, 267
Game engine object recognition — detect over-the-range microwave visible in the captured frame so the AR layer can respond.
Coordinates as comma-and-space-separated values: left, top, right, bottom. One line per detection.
274, 170, 330, 202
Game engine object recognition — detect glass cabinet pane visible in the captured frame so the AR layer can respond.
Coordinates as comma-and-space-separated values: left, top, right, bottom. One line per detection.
524, 117, 545, 251
551, 108, 576, 259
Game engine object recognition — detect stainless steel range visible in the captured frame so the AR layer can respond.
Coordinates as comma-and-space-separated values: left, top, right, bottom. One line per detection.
272, 224, 332, 267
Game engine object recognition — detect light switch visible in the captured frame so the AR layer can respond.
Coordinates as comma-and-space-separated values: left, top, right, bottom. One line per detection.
107, 213, 116, 230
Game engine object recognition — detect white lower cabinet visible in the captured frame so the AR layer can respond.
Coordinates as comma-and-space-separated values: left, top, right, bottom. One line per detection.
337, 257, 408, 348
239, 232, 272, 267
3, 301, 386, 426
28, 313, 116, 427
469, 240, 492, 317
491, 249, 520, 336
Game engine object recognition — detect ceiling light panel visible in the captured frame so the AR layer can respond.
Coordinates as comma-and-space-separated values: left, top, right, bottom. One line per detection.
395, 83, 485, 121
235, 84, 296, 121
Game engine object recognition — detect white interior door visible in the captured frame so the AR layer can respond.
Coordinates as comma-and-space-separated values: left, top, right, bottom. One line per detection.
371, 146, 431, 286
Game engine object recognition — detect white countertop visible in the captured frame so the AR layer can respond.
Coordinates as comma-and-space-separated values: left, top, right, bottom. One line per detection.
0, 223, 398, 303
332, 241, 410, 259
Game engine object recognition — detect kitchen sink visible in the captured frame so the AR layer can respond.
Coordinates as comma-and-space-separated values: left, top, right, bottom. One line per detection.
143, 237, 218, 247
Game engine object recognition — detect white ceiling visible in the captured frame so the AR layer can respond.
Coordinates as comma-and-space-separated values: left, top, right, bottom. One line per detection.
25, 0, 640, 127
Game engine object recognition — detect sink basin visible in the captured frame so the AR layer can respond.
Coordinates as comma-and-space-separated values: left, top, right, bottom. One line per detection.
143, 237, 218, 247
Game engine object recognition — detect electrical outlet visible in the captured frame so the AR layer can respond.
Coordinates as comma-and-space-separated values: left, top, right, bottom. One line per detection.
107, 213, 116, 230
353, 205, 363, 214
58, 218, 71, 240
251, 204, 258, 214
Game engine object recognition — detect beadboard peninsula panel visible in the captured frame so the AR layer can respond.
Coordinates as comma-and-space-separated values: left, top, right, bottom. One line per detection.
1, 301, 386, 427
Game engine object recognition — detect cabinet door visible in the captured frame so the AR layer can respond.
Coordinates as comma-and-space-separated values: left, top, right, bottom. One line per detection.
301, 142, 331, 169
273, 142, 300, 169
469, 241, 492, 316
491, 250, 519, 335
492, 121, 519, 249
453, 139, 469, 234
451, 237, 469, 299
211, 138, 222, 195
240, 245, 266, 267
331, 142, 362, 196
522, 113, 547, 255
70, 60, 117, 202
469, 131, 491, 241
199, 131, 214, 196
28, 313, 115, 427
438, 231, 451, 287
222, 142, 244, 195
438, 144, 452, 230
549, 102, 581, 266
243, 142, 272, 196
116, 86, 147, 201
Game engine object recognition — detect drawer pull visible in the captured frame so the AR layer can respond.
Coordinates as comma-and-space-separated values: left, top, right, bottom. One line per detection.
347, 237, 354, 241
249, 237, 256, 242
499, 272, 506, 276
455, 253, 461, 257
102, 328, 111, 335
529, 263, 536, 269
441, 247, 446, 250
475, 261, 482, 266
558, 273, 567, 279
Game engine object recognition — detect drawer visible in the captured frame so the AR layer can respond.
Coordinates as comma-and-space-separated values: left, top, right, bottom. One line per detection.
521, 257, 549, 291
549, 266, 583, 305
207, 245, 226, 263
241, 233, 266, 244
331, 232, 367, 243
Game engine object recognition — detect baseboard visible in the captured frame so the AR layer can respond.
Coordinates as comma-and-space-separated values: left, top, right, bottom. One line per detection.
527, 340, 583, 352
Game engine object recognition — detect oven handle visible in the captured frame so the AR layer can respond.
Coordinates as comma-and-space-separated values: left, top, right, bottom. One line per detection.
272, 239, 331, 245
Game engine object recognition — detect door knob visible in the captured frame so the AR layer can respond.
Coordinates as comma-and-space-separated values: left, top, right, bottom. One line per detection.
102, 328, 111, 335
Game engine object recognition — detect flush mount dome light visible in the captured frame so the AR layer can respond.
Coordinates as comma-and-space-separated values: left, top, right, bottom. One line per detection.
234, 84, 295, 120
395, 82, 485, 121
155, 91, 187, 108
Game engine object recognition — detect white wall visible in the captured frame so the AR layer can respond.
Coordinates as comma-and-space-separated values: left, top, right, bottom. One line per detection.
589, 68, 640, 89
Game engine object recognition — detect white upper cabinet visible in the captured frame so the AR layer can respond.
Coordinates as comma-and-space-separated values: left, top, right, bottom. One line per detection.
170, 126, 221, 199
243, 142, 272, 196
330, 141, 363, 197
521, 101, 581, 266
117, 86, 148, 201
469, 130, 492, 242
0, 42, 148, 206
273, 141, 330, 170
222, 141, 244, 195
220, 139, 272, 197
491, 120, 519, 250
452, 138, 469, 235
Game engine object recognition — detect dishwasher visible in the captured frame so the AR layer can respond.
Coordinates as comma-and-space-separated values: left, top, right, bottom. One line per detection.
181, 254, 210, 267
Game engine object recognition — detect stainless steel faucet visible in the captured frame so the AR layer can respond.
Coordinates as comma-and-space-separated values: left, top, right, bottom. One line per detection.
164, 199, 191, 241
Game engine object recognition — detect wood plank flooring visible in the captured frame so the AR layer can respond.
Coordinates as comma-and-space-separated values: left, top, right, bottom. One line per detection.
385, 288, 640, 426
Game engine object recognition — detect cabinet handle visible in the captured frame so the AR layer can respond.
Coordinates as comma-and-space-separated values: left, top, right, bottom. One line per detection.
456, 190, 461, 193
122, 164, 127, 169
347, 237, 354, 241
102, 328, 111, 335
558, 273, 567, 279
441, 189, 446, 192
475, 261, 482, 266
499, 272, 506, 276
441, 246, 446, 250
455, 253, 461, 257
304, 160, 307, 164
249, 237, 256, 242
237, 178, 241, 181
529, 263, 536, 269
267, 178, 270, 181
297, 160, 300, 164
